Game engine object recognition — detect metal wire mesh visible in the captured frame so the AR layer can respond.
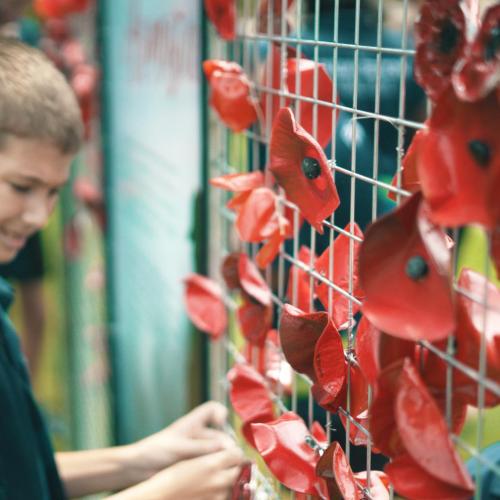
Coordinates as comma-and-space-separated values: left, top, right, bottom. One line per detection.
205, 1, 500, 498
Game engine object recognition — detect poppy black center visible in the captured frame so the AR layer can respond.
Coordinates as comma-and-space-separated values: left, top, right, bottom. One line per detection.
485, 26, 500, 61
438, 19, 460, 54
301, 157, 321, 179
406, 255, 429, 281
468, 140, 491, 168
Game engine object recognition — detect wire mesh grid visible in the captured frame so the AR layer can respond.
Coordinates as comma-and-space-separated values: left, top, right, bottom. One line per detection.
205, 1, 500, 498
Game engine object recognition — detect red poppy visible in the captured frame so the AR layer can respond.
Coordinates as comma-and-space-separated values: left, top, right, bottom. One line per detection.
257, 0, 294, 35
360, 193, 455, 342
286, 246, 314, 312
414, 0, 467, 101
71, 63, 98, 138
423, 267, 500, 407
395, 359, 474, 491
386, 454, 475, 500
353, 471, 390, 500
227, 363, 275, 446
453, 3, 500, 102
315, 223, 364, 330
183, 274, 227, 339
237, 296, 273, 347
270, 108, 340, 233
210, 171, 265, 192
203, 60, 258, 132
204, 0, 236, 40
355, 316, 416, 386
238, 253, 272, 306
310, 421, 328, 450
417, 90, 500, 229
73, 177, 106, 230
316, 442, 361, 500
221, 252, 242, 290
261, 49, 337, 149
388, 126, 427, 201
251, 412, 326, 495
227, 191, 252, 212
493, 228, 500, 279
35, 0, 90, 17
255, 229, 285, 269
231, 464, 252, 500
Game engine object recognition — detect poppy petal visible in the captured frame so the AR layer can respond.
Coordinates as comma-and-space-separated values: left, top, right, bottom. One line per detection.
255, 229, 285, 269
227, 191, 252, 212
417, 91, 500, 228
238, 296, 273, 347
238, 254, 272, 306
414, 0, 467, 101
270, 107, 340, 233
452, 4, 500, 102
316, 442, 361, 500
279, 304, 329, 381
184, 274, 227, 339
221, 252, 242, 290
360, 193, 455, 341
315, 223, 364, 329
251, 412, 324, 495
385, 453, 475, 500
286, 246, 314, 312
231, 463, 253, 500
204, 0, 236, 40
353, 471, 390, 500
210, 171, 265, 192
203, 59, 242, 80
395, 359, 474, 490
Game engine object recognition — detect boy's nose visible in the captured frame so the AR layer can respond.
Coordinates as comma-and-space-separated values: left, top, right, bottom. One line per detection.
21, 195, 52, 230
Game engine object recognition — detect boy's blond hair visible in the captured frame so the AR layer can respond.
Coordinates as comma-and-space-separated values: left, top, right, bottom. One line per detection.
0, 37, 83, 154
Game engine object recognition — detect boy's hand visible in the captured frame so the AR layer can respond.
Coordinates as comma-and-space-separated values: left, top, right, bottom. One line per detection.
128, 401, 234, 480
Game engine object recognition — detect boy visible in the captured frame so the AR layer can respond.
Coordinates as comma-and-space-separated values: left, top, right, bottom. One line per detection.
0, 37, 244, 499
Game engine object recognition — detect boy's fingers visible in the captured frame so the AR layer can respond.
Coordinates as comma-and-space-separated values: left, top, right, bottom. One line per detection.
210, 446, 246, 470
214, 464, 244, 491
193, 401, 228, 428
196, 427, 234, 446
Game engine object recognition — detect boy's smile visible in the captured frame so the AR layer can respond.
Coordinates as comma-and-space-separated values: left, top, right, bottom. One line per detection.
0, 136, 74, 263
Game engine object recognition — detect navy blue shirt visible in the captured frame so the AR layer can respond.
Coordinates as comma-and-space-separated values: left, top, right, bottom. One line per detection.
0, 277, 66, 499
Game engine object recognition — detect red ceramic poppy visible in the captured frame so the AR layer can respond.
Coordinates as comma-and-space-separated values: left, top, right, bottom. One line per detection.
227, 363, 275, 446
386, 453, 475, 500
423, 267, 500, 407
360, 193, 455, 341
417, 90, 500, 229
286, 246, 314, 312
316, 442, 361, 500
493, 228, 500, 279
231, 463, 252, 500
221, 252, 242, 290
313, 319, 346, 403
355, 316, 416, 386
35, 0, 90, 17
227, 191, 252, 212
203, 60, 242, 80
353, 471, 390, 500
210, 171, 265, 192
453, 4, 500, 102
257, 0, 294, 34
183, 274, 227, 339
315, 223, 364, 330
414, 0, 467, 101
251, 412, 326, 495
395, 359, 474, 490
238, 254, 272, 306
203, 60, 258, 132
278, 305, 328, 380
261, 48, 337, 150
204, 0, 236, 40
270, 108, 340, 233
388, 126, 428, 202
238, 295, 272, 347
255, 229, 285, 269
310, 421, 328, 450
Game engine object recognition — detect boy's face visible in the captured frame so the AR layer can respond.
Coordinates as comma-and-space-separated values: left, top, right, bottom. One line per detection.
0, 136, 73, 263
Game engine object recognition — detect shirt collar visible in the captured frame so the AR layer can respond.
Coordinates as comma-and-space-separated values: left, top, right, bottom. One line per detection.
0, 277, 14, 311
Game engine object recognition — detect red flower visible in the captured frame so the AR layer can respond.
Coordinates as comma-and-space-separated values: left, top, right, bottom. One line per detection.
286, 246, 314, 312
270, 108, 340, 233
238, 253, 272, 306
453, 3, 500, 102
414, 0, 467, 101
360, 193, 455, 342
262, 48, 338, 149
423, 267, 500, 407
221, 252, 242, 290
183, 274, 227, 339
255, 229, 285, 269
316, 442, 361, 500
210, 171, 264, 192
355, 316, 416, 386
417, 90, 500, 228
203, 60, 258, 132
315, 223, 364, 330
251, 412, 326, 495
227, 363, 275, 446
231, 464, 252, 500
204, 0, 236, 40
386, 454, 475, 500
353, 471, 390, 500
35, 0, 90, 17
238, 296, 273, 347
